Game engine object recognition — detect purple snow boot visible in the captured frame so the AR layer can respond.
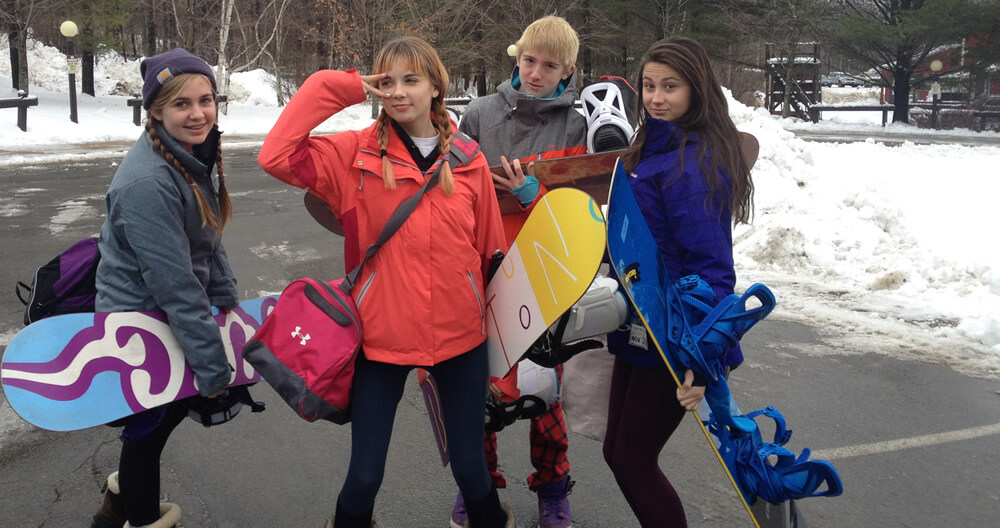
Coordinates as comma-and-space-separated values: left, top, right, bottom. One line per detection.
536, 476, 574, 528
450, 492, 468, 528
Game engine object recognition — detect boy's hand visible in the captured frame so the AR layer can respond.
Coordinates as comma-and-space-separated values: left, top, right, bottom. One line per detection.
493, 155, 535, 191
360, 72, 391, 98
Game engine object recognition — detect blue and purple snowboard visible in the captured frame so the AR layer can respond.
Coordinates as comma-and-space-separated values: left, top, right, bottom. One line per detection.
1, 296, 277, 431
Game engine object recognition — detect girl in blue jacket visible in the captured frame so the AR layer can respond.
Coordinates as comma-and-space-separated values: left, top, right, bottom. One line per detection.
91, 48, 239, 528
602, 37, 754, 527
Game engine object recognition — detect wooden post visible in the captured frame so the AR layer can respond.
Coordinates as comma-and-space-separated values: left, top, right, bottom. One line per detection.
127, 96, 143, 126
18, 93, 30, 131
931, 94, 940, 130
68, 71, 78, 123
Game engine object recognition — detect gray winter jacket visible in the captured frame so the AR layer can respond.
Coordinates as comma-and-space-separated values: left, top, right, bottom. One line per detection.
96, 125, 238, 396
459, 68, 587, 166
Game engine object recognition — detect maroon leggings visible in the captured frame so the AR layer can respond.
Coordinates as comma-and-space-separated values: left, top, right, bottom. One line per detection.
602, 357, 688, 527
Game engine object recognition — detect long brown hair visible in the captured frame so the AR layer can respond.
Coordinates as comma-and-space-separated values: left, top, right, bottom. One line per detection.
145, 73, 231, 231
623, 37, 753, 224
372, 36, 456, 195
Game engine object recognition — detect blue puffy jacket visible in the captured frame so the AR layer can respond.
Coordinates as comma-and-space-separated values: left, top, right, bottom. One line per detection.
609, 117, 743, 368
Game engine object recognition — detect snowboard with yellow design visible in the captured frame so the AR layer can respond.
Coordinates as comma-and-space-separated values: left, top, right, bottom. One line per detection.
485, 187, 606, 379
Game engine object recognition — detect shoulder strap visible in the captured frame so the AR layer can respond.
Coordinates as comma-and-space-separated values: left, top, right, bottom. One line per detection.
342, 157, 454, 292
449, 132, 481, 167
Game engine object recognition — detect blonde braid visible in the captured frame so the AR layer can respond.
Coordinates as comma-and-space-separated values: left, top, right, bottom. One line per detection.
145, 118, 220, 229
376, 110, 396, 189
215, 128, 232, 231
433, 100, 455, 196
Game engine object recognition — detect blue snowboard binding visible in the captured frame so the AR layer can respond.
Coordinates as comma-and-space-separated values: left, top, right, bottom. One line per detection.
665, 275, 776, 432
709, 405, 844, 505
669, 276, 776, 381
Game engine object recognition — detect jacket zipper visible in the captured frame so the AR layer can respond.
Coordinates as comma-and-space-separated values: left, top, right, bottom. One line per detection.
360, 147, 421, 172
467, 272, 485, 335
356, 271, 376, 309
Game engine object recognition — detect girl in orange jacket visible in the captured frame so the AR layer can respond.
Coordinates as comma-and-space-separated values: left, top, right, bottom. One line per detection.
258, 37, 511, 528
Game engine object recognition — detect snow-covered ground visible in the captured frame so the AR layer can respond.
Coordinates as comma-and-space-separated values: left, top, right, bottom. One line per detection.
2, 37, 1000, 384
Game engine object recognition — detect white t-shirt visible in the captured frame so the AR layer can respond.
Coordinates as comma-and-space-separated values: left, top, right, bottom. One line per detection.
411, 134, 440, 158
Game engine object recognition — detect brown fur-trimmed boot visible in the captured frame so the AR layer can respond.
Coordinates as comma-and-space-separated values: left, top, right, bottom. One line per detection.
90, 471, 126, 528
501, 502, 515, 528
123, 502, 181, 528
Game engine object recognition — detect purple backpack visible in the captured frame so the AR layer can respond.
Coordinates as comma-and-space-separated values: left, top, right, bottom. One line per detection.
16, 237, 100, 326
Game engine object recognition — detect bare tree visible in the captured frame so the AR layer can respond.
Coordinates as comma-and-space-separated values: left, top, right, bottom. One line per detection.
216, 0, 235, 113
711, 0, 830, 117
1, 0, 69, 93
168, 0, 193, 50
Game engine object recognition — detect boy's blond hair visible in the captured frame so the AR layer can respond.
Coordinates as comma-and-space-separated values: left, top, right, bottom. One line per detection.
514, 15, 579, 70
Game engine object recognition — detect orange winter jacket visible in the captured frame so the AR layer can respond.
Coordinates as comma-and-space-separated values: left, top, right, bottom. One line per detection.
258, 69, 506, 366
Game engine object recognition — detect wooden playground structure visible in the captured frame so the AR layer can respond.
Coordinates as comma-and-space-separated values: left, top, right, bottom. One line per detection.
764, 42, 822, 120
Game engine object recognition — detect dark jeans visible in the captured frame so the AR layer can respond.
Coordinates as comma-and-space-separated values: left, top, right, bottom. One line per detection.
337, 342, 494, 518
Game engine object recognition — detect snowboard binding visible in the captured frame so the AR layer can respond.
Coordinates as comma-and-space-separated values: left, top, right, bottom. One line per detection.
666, 275, 776, 433
709, 405, 844, 504
581, 76, 637, 153
187, 384, 266, 427
669, 276, 776, 382
484, 394, 547, 432
524, 275, 628, 367
523, 327, 602, 368
484, 359, 560, 432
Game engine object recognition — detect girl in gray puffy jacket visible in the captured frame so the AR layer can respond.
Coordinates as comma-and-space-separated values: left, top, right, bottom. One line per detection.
91, 48, 239, 528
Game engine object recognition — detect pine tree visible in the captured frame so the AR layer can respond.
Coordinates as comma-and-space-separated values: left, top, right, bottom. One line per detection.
824, 0, 998, 122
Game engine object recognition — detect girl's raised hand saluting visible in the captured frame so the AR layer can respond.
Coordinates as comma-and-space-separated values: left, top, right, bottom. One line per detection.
361, 73, 391, 98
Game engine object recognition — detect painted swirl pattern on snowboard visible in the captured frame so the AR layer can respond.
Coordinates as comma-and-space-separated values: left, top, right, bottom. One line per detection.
1, 296, 277, 431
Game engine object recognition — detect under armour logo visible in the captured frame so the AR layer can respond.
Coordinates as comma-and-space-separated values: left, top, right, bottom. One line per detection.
291, 326, 311, 345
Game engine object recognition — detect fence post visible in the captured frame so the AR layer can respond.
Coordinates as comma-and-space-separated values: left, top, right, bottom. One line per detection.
17, 91, 30, 132
931, 94, 940, 130
127, 95, 143, 126
809, 106, 820, 123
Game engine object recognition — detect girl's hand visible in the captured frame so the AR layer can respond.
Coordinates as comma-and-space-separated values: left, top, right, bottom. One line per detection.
676, 369, 705, 412
361, 73, 391, 98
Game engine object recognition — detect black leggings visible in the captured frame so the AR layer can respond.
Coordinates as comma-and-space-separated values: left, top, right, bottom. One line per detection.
336, 343, 497, 525
117, 401, 189, 526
